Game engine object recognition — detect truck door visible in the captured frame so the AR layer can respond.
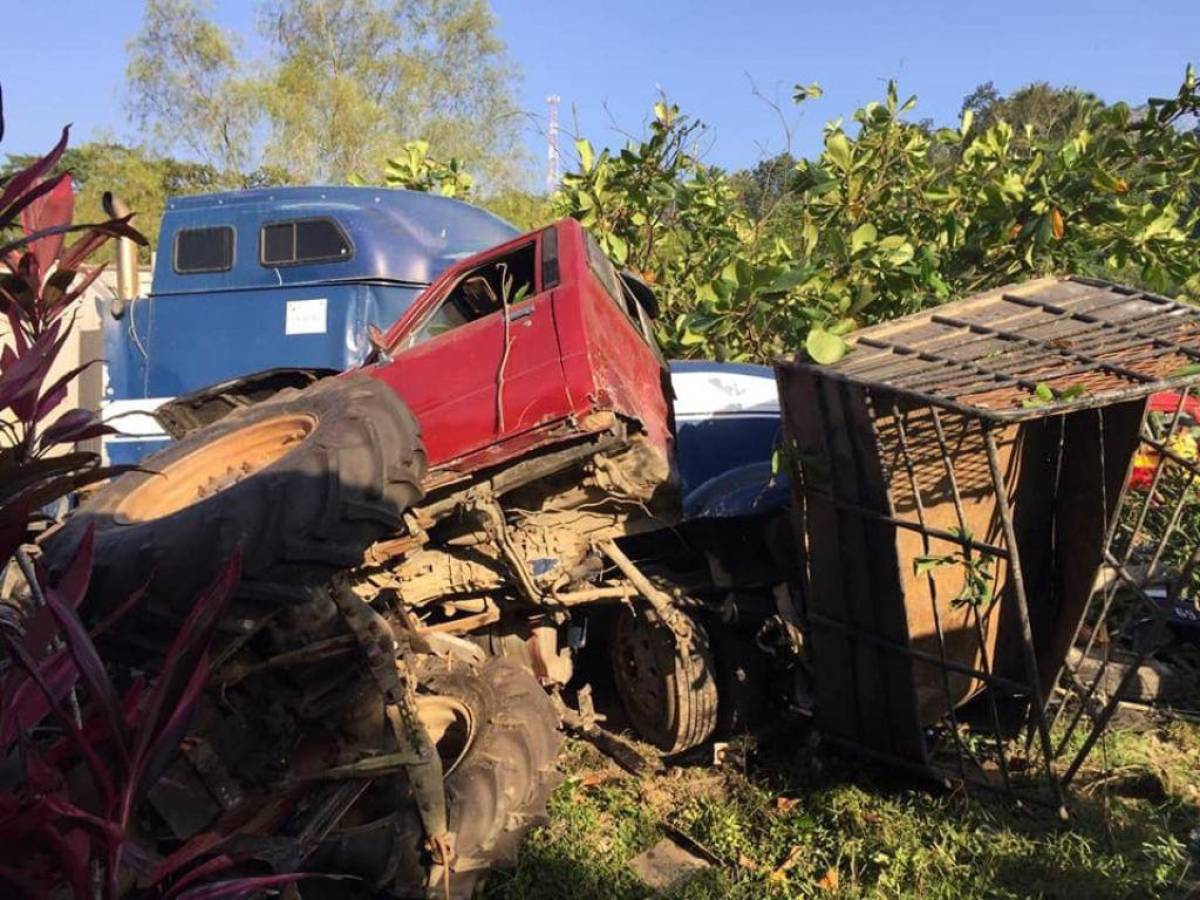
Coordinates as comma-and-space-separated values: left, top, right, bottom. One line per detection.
374, 229, 570, 467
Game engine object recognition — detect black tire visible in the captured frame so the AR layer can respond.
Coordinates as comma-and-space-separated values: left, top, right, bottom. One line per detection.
43, 374, 425, 611
611, 605, 718, 754
312, 657, 563, 899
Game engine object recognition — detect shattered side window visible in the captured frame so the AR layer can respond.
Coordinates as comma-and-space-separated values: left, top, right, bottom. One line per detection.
404, 241, 538, 348
585, 231, 662, 358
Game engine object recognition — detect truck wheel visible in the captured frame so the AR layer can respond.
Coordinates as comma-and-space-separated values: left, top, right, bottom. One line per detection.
43, 374, 425, 611
611, 605, 718, 754
312, 658, 562, 899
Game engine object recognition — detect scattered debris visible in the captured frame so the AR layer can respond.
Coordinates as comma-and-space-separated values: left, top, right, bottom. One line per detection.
629, 837, 712, 891
1068, 646, 1191, 706
577, 770, 621, 790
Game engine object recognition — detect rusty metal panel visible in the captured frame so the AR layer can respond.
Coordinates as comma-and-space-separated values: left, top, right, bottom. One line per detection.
802, 276, 1200, 422
777, 367, 924, 760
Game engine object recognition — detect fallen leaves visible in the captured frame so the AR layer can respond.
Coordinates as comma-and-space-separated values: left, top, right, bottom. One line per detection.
767, 846, 807, 886
818, 866, 840, 891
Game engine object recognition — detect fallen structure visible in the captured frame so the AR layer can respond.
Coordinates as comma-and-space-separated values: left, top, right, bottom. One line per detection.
776, 276, 1200, 807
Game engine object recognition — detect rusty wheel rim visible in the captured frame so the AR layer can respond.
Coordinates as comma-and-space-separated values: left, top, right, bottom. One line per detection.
414, 695, 476, 775
114, 414, 318, 524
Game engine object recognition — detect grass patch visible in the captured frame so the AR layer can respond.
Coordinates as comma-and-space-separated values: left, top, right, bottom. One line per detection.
485, 719, 1200, 899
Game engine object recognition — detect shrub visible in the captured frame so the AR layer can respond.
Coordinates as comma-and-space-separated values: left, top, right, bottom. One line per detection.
553, 67, 1200, 364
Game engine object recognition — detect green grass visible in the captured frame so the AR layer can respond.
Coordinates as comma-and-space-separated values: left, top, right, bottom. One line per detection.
484, 720, 1200, 899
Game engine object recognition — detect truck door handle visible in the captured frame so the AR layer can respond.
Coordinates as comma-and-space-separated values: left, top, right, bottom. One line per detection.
507, 305, 535, 323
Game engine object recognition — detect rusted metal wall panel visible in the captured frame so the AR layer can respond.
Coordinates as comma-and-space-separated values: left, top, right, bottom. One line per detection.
777, 367, 924, 760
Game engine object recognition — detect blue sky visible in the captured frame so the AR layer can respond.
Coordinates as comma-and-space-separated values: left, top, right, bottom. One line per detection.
1, 0, 1196, 178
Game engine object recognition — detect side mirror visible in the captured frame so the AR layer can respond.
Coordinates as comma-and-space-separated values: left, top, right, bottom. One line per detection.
619, 270, 660, 320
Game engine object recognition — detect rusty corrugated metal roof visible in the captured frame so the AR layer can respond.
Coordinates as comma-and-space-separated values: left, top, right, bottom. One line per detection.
785, 276, 1200, 421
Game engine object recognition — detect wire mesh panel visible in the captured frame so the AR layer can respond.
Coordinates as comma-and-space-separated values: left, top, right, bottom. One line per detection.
1052, 390, 1200, 784
776, 277, 1200, 810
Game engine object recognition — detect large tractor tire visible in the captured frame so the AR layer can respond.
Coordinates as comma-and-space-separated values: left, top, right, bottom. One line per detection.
311, 657, 563, 899
43, 374, 425, 611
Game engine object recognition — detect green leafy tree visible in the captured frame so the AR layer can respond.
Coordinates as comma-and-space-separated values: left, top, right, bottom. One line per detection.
353, 140, 476, 197
128, 0, 522, 186
126, 0, 260, 183
2, 142, 225, 262
259, 0, 520, 183
552, 101, 799, 361
731, 152, 799, 221
554, 68, 1200, 364
961, 80, 1098, 146
480, 188, 552, 231
354, 139, 550, 230
792, 71, 1199, 328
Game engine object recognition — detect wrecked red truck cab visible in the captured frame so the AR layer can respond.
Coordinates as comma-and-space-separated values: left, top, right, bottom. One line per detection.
368, 217, 673, 488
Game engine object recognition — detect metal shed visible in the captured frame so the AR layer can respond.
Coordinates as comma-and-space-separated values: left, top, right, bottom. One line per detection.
775, 276, 1200, 807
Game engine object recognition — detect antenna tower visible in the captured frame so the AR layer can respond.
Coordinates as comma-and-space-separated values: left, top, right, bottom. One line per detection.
546, 94, 561, 192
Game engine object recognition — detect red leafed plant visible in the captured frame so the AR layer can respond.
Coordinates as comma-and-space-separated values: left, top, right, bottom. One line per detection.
0, 84, 147, 564
0, 86, 311, 899
0, 536, 243, 899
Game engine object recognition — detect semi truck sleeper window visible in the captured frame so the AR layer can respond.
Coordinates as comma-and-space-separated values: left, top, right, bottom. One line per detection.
261, 218, 352, 266
174, 226, 234, 273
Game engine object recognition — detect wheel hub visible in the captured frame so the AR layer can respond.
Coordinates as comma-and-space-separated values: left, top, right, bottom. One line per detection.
115, 413, 317, 524
613, 609, 672, 729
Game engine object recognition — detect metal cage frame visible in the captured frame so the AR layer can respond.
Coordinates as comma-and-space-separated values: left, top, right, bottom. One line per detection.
776, 276, 1200, 809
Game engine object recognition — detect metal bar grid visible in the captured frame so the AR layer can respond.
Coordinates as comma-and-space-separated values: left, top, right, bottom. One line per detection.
791, 358, 1200, 426
1053, 390, 1200, 786
999, 291, 1200, 364
810, 379, 870, 753
796, 488, 1011, 559
980, 423, 1068, 813
806, 611, 1039, 699
886, 323, 1197, 401
792, 388, 1065, 804
887, 400, 1000, 788
927, 406, 1017, 793
784, 278, 1200, 424
914, 314, 1160, 397
1047, 399, 1181, 753
779, 277, 1200, 811
836, 286, 1150, 381
790, 386, 1200, 809
855, 335, 1049, 397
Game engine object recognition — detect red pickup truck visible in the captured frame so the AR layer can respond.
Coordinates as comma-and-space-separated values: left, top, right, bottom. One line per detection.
54, 217, 678, 594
